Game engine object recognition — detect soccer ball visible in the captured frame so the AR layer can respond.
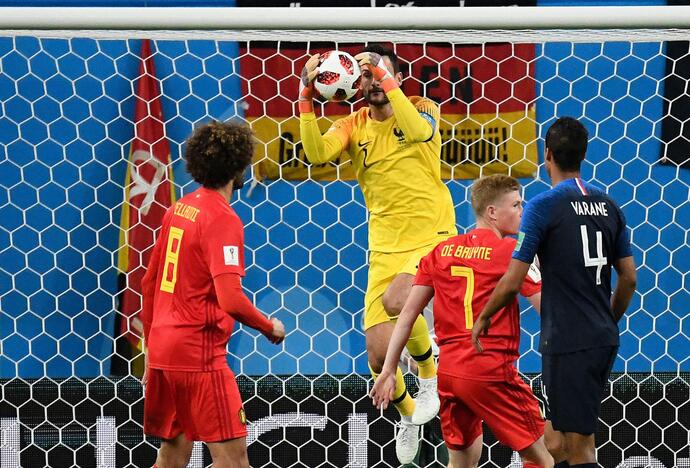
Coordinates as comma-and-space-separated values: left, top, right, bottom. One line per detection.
314, 51, 361, 102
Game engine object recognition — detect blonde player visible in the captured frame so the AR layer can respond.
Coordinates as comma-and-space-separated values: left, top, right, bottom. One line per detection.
372, 175, 552, 468
298, 44, 457, 464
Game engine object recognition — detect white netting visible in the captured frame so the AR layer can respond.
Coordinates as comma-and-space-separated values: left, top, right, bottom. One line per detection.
0, 11, 689, 468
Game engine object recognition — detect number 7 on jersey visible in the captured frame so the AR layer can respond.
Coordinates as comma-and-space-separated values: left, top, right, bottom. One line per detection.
451, 266, 475, 329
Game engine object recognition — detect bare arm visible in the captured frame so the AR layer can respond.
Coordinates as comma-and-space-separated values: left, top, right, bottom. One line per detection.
370, 285, 434, 409
383, 285, 434, 375
611, 256, 637, 322
471, 259, 531, 352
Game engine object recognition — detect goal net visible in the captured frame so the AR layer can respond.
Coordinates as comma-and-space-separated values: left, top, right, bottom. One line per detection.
0, 6, 688, 468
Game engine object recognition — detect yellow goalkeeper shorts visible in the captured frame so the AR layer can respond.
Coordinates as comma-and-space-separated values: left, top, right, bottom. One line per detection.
363, 237, 448, 331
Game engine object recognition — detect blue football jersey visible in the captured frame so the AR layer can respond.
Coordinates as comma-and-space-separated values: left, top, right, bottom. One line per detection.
513, 178, 632, 354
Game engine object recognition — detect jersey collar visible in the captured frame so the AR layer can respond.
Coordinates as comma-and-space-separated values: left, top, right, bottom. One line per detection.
197, 186, 228, 203
471, 227, 502, 240
555, 177, 588, 196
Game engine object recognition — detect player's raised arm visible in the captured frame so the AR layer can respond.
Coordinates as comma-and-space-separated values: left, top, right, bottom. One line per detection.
215, 273, 285, 344
355, 51, 436, 143
298, 54, 351, 165
369, 284, 434, 410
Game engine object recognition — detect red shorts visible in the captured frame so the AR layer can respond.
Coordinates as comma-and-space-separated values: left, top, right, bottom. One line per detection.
144, 367, 248, 442
437, 372, 544, 452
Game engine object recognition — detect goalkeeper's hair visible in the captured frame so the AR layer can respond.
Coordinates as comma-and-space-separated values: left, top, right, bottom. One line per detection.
185, 120, 255, 189
545, 116, 589, 172
362, 44, 401, 75
471, 174, 521, 218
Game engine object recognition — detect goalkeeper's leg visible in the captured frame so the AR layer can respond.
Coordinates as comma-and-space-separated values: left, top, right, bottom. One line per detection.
383, 275, 437, 379
366, 321, 420, 465
383, 273, 440, 425
366, 322, 416, 417
365, 255, 418, 419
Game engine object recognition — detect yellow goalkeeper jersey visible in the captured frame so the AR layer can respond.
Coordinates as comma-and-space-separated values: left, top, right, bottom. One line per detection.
301, 89, 457, 252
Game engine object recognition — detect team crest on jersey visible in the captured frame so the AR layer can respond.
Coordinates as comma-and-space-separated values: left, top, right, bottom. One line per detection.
223, 245, 239, 266
393, 126, 405, 144
238, 408, 247, 425
514, 232, 525, 252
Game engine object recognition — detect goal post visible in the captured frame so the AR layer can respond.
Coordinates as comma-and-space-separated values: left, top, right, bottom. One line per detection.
0, 6, 688, 468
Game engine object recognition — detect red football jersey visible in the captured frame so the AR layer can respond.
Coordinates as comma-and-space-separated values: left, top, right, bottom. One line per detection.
415, 228, 540, 381
146, 187, 246, 372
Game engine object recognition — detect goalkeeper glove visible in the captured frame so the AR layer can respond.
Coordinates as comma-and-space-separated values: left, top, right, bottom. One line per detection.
354, 52, 399, 93
298, 53, 320, 114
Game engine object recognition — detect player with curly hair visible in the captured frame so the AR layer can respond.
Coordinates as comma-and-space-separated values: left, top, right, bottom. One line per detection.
141, 120, 285, 468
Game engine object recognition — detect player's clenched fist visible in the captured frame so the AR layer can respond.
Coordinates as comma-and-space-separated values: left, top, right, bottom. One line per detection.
267, 317, 286, 344
298, 53, 320, 113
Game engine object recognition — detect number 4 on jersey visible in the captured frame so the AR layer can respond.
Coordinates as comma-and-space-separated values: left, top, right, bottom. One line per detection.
580, 225, 607, 285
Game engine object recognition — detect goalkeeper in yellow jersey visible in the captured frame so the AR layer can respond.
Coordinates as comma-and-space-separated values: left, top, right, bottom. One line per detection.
299, 44, 457, 464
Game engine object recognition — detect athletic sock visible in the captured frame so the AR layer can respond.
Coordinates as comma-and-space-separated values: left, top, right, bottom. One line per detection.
406, 314, 436, 379
391, 366, 416, 416
369, 364, 415, 417
554, 462, 569, 468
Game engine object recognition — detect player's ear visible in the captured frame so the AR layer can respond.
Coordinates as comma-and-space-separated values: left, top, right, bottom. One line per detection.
395, 72, 403, 86
486, 204, 497, 221
544, 147, 553, 162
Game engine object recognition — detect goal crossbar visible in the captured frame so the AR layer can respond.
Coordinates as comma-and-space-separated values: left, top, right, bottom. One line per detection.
2, 6, 690, 43
2, 6, 690, 31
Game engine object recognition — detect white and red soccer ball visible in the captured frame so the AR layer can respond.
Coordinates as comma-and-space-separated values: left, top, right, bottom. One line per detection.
314, 50, 361, 102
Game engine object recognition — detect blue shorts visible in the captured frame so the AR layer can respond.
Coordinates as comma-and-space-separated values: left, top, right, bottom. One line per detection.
541, 346, 617, 434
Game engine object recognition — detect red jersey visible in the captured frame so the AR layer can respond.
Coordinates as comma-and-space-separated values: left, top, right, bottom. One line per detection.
145, 187, 246, 372
415, 228, 541, 381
